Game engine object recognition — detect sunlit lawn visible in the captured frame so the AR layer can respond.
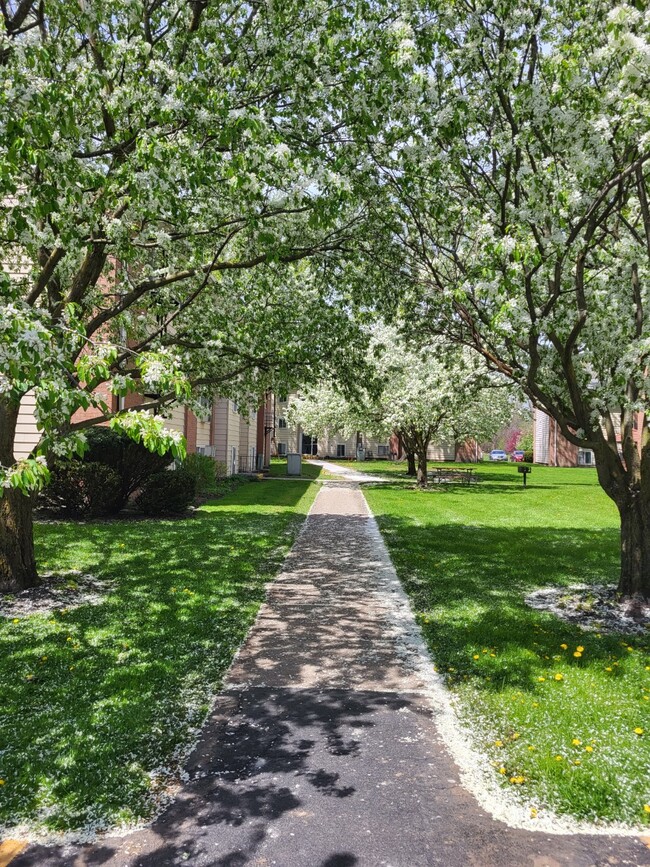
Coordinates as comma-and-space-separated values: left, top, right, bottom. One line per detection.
364, 465, 650, 825
267, 457, 324, 479
0, 479, 317, 836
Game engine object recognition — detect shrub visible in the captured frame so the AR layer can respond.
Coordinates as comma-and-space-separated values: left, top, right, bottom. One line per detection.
214, 460, 228, 480
523, 449, 534, 463
41, 462, 122, 518
182, 453, 218, 494
135, 469, 196, 516
83, 427, 174, 509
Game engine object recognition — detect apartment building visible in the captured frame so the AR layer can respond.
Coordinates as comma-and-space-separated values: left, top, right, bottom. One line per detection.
14, 391, 273, 475
533, 408, 645, 467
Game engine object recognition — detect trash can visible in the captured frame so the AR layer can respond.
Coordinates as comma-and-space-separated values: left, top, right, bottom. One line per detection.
356, 447, 366, 462
287, 453, 302, 476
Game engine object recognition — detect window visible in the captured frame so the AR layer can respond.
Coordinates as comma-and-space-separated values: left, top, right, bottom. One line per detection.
578, 449, 595, 466
336, 444, 346, 457
302, 434, 317, 455
278, 417, 287, 429
278, 393, 288, 403
377, 445, 389, 457
277, 442, 287, 456
198, 394, 212, 422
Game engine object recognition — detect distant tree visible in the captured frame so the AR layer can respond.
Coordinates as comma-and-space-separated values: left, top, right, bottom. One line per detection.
292, 325, 514, 486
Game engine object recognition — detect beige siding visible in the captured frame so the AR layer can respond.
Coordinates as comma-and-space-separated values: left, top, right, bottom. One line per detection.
14, 391, 41, 460
161, 405, 186, 436
196, 418, 211, 449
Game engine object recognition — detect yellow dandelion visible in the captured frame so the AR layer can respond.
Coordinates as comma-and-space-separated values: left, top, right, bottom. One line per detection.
627, 647, 634, 652
605, 667, 612, 672
509, 776, 525, 785
554, 673, 564, 681
572, 739, 582, 746
646, 666, 650, 671
634, 727, 644, 735
532, 702, 539, 708
12, 618, 19, 624
495, 740, 504, 747
528, 745, 536, 751
643, 696, 649, 701
0, 780, 4, 785
574, 760, 581, 765
538, 676, 546, 682
511, 733, 520, 740
41, 656, 47, 661
530, 807, 538, 818
498, 767, 507, 775
573, 651, 582, 658
490, 653, 496, 658
585, 746, 593, 753
66, 637, 72, 642
576, 646, 584, 653
560, 644, 568, 650
482, 649, 488, 653
555, 755, 563, 761
644, 805, 650, 814
473, 654, 480, 660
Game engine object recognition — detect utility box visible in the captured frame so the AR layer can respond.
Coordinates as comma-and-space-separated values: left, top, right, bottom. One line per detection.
287, 453, 302, 476
518, 465, 531, 487
356, 447, 366, 462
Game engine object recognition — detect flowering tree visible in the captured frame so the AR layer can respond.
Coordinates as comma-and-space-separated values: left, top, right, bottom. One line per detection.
368, 2, 650, 597
0, 0, 407, 590
292, 326, 514, 485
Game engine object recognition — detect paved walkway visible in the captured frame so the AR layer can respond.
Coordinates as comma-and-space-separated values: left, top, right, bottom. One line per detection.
308, 460, 387, 483
13, 481, 650, 866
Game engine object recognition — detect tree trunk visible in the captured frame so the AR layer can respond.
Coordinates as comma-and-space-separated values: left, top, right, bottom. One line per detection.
406, 451, 416, 476
416, 450, 428, 488
0, 490, 38, 592
617, 495, 650, 600
0, 397, 39, 592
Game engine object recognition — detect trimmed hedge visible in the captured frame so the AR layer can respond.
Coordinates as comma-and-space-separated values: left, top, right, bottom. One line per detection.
41, 462, 122, 518
83, 427, 174, 509
135, 469, 196, 516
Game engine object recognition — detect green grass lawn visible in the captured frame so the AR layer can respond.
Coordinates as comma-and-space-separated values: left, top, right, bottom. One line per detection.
364, 465, 650, 825
327, 458, 409, 479
267, 457, 339, 480
0, 479, 317, 836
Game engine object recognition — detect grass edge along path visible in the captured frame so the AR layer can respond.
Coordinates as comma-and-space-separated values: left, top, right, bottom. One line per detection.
0, 479, 317, 840
362, 465, 650, 829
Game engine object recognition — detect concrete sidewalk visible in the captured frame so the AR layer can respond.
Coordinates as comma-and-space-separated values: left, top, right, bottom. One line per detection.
13, 482, 650, 866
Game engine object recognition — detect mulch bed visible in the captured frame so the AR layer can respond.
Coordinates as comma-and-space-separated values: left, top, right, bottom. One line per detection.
0, 572, 112, 618
525, 584, 650, 635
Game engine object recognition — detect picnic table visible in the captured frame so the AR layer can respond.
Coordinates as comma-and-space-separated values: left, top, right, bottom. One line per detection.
429, 466, 477, 485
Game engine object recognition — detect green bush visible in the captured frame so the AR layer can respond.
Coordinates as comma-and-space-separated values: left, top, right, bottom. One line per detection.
83, 427, 174, 509
523, 448, 534, 463
182, 453, 217, 494
135, 469, 196, 516
41, 462, 122, 518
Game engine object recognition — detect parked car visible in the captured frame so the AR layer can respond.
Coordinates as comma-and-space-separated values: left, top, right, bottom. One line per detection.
489, 449, 508, 462
511, 450, 525, 462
